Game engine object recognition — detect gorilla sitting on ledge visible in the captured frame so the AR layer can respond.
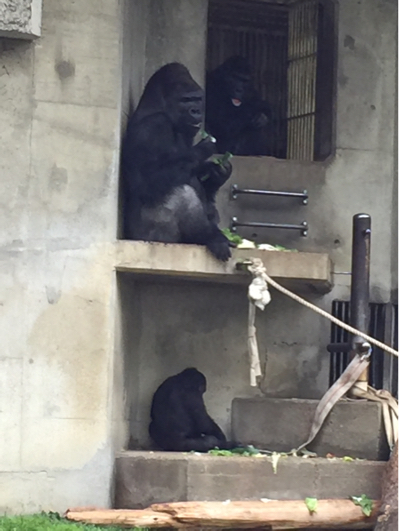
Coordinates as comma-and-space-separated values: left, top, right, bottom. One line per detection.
149, 368, 237, 452
205, 56, 273, 156
121, 63, 232, 262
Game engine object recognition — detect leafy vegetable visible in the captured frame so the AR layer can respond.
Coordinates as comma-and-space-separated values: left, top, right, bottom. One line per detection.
305, 497, 318, 514
212, 151, 233, 165
199, 130, 216, 143
221, 228, 243, 245
351, 494, 373, 517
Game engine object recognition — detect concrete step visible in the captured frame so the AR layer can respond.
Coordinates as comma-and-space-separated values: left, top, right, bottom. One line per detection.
114, 450, 385, 509
232, 398, 389, 461
114, 240, 332, 293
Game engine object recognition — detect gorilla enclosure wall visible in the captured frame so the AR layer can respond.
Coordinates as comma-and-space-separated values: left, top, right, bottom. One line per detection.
116, 0, 397, 450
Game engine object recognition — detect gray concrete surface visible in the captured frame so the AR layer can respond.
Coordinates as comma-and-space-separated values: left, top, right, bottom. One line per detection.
0, 0, 42, 39
115, 451, 386, 509
115, 240, 332, 292
232, 398, 389, 460
0, 0, 396, 515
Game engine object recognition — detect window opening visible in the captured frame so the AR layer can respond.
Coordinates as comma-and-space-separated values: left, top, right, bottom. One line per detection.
206, 0, 335, 161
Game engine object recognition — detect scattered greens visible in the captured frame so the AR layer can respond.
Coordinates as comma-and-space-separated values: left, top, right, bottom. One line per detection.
304, 497, 318, 514
208, 445, 263, 457
351, 494, 373, 517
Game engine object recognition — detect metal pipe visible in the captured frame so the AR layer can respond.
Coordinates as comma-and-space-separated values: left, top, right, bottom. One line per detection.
350, 213, 371, 382
231, 217, 308, 236
231, 184, 308, 204
327, 342, 352, 354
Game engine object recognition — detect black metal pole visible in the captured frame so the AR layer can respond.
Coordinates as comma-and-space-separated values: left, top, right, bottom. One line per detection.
350, 213, 371, 375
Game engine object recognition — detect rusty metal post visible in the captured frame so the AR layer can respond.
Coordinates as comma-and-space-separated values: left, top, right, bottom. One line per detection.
350, 213, 371, 383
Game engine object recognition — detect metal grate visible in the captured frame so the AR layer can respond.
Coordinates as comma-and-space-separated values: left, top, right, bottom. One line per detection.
207, 0, 289, 158
329, 301, 398, 397
287, 0, 318, 160
206, 0, 335, 161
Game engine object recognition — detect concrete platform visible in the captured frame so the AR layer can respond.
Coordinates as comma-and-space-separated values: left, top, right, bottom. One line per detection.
114, 451, 385, 509
114, 240, 333, 293
232, 398, 389, 461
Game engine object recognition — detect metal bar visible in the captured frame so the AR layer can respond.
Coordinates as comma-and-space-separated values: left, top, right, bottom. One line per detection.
231, 184, 308, 204
350, 213, 371, 382
327, 342, 352, 354
231, 217, 308, 236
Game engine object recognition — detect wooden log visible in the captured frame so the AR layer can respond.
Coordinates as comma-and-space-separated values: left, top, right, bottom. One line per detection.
66, 499, 380, 529
65, 508, 178, 528
151, 500, 380, 528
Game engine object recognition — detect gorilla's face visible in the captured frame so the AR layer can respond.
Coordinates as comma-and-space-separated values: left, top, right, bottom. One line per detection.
166, 87, 205, 134
225, 70, 251, 106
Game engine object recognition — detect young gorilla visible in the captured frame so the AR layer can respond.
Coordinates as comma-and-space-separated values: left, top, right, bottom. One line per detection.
122, 63, 232, 262
149, 368, 237, 452
205, 56, 273, 156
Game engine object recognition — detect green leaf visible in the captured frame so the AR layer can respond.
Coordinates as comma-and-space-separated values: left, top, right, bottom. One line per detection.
221, 228, 243, 245
342, 455, 354, 462
305, 497, 318, 513
351, 494, 373, 517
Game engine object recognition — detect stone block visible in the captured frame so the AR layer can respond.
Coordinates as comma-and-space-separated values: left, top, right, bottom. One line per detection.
114, 452, 188, 509
232, 397, 389, 460
114, 451, 385, 509
0, 0, 42, 39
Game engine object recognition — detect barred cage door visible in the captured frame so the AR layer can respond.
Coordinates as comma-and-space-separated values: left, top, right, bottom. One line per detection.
287, 0, 318, 161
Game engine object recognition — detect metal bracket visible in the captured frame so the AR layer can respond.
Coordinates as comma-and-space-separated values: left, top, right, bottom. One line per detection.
231, 184, 308, 205
230, 217, 308, 237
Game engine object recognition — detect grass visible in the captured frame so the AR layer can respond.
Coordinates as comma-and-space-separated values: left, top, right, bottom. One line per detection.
0, 513, 146, 531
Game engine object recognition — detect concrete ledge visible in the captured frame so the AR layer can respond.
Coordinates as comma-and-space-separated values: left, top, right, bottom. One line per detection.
232, 398, 389, 461
114, 451, 385, 509
0, 0, 42, 39
114, 240, 333, 293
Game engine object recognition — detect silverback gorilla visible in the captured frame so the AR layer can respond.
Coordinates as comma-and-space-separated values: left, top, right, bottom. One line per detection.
205, 56, 273, 156
122, 63, 232, 262
149, 368, 237, 452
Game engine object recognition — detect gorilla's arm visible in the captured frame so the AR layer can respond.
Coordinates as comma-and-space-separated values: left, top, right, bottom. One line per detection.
124, 114, 216, 205
188, 392, 227, 442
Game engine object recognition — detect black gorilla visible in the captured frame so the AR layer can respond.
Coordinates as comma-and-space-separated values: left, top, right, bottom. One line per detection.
121, 63, 232, 262
149, 368, 236, 452
205, 56, 273, 156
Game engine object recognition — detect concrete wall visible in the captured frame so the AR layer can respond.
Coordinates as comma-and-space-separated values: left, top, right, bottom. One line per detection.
0, 0, 121, 513
0, 0, 396, 515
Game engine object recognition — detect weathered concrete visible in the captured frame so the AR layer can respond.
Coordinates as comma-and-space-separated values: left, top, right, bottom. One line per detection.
232, 398, 389, 460
0, 0, 42, 39
0, 0, 121, 514
115, 240, 332, 292
0, 0, 396, 515
115, 451, 385, 509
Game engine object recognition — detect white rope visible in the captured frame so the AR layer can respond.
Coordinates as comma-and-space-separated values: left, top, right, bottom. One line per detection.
244, 257, 398, 450
252, 260, 399, 358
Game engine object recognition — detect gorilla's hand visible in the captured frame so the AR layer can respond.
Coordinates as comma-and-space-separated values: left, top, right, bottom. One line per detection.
196, 160, 232, 194
251, 112, 269, 129
193, 137, 218, 162
206, 230, 231, 262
